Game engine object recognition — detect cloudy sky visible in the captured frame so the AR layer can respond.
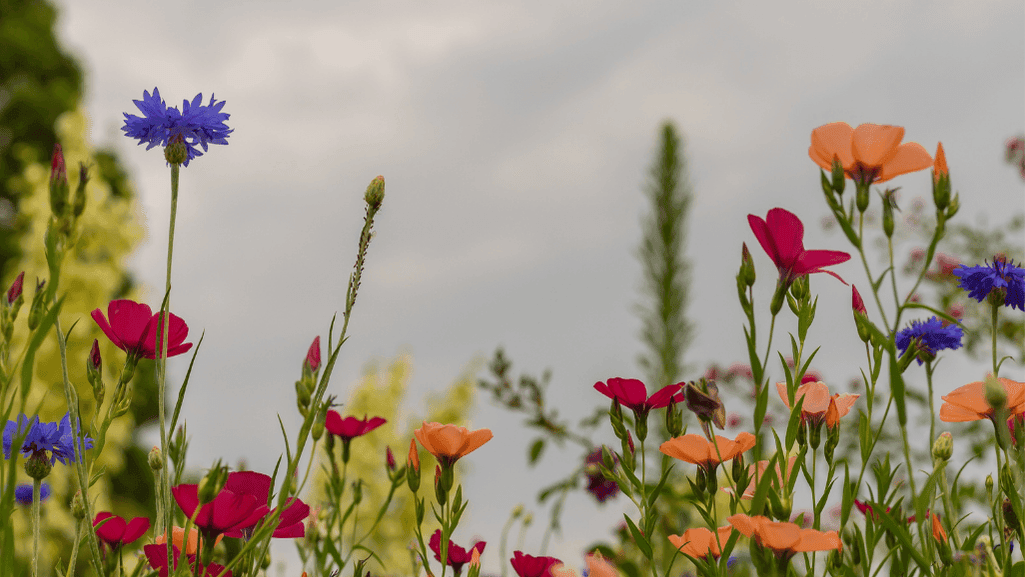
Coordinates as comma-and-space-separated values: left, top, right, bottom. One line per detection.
57, 0, 1023, 573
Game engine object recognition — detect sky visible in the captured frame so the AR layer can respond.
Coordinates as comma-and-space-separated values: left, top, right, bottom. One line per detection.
55, 0, 1024, 574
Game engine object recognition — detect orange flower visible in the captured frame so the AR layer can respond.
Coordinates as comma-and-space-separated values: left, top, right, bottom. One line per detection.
659, 432, 756, 469
154, 526, 223, 555
551, 552, 619, 577
727, 514, 841, 562
414, 422, 493, 467
726, 455, 799, 499
776, 381, 858, 427
940, 378, 1025, 422
933, 142, 948, 183
668, 526, 734, 560
931, 512, 947, 543
809, 122, 932, 185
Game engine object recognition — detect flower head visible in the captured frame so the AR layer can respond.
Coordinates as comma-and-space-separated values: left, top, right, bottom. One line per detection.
659, 432, 756, 470
122, 88, 232, 167
92, 300, 192, 360
414, 422, 493, 468
668, 526, 734, 560
953, 259, 1025, 311
748, 208, 850, 288
584, 447, 619, 503
895, 317, 964, 365
775, 381, 858, 428
171, 472, 274, 541
14, 483, 50, 505
3, 413, 93, 465
94, 512, 150, 550
727, 514, 841, 562
430, 530, 485, 575
217, 470, 310, 539
940, 378, 1025, 423
324, 412, 386, 441
809, 122, 932, 186
155, 526, 204, 555
593, 378, 683, 414
511, 551, 562, 577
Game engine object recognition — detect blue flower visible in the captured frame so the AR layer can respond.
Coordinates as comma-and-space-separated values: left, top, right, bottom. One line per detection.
3, 413, 93, 465
122, 87, 232, 167
895, 317, 964, 365
953, 259, 1025, 311
14, 483, 50, 505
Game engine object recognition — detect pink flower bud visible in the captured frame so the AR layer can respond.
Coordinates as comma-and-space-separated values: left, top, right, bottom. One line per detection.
386, 446, 396, 471
305, 336, 321, 372
852, 285, 867, 314
50, 144, 67, 188
6, 271, 23, 305
89, 339, 102, 372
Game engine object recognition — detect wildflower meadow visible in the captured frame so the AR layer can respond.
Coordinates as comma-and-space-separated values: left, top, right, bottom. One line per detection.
1, 4, 1024, 577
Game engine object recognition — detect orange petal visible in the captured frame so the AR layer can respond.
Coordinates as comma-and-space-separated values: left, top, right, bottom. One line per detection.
877, 142, 933, 182
1002, 378, 1025, 409
809, 122, 855, 171
670, 528, 716, 559
775, 382, 792, 409
794, 529, 842, 552
941, 382, 991, 416
933, 142, 948, 181
459, 428, 494, 458
660, 435, 712, 465
757, 521, 802, 552
932, 514, 948, 542
726, 514, 758, 538
939, 403, 986, 422
732, 432, 757, 455
797, 382, 831, 415
825, 401, 839, 428
831, 394, 859, 417
852, 124, 904, 168
585, 552, 619, 577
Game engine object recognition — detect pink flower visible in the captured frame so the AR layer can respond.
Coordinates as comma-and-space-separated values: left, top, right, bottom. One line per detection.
91, 299, 192, 360
324, 411, 387, 441
430, 530, 485, 575
593, 378, 683, 414
93, 512, 149, 550
748, 208, 851, 288
852, 286, 867, 314
218, 471, 310, 539
511, 551, 562, 577
144, 543, 231, 577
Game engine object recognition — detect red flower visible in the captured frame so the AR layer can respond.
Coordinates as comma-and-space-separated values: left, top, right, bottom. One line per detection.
93, 512, 149, 550
748, 208, 851, 288
511, 551, 562, 577
430, 530, 486, 575
593, 378, 683, 413
91, 299, 192, 360
325, 412, 387, 440
305, 336, 321, 372
218, 471, 310, 539
143, 543, 232, 577
171, 478, 266, 541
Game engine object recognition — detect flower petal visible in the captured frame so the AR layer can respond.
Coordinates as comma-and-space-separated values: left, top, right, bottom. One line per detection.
809, 122, 855, 171
852, 124, 904, 168
764, 208, 805, 267
878, 142, 933, 182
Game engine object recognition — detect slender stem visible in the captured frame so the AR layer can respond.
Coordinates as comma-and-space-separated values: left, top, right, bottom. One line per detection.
925, 361, 936, 447
761, 313, 777, 375
31, 478, 40, 577
899, 424, 918, 517
67, 518, 83, 575
158, 163, 180, 570
991, 302, 999, 378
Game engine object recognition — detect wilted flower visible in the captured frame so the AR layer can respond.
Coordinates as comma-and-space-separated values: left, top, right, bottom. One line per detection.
583, 447, 619, 503
122, 87, 232, 167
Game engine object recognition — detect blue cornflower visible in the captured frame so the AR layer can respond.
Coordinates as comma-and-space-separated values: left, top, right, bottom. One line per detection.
895, 317, 964, 365
122, 87, 232, 167
14, 482, 50, 505
953, 259, 1025, 311
3, 413, 94, 465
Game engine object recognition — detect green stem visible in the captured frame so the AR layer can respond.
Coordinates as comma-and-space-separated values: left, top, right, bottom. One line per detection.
925, 361, 936, 447
991, 302, 999, 378
158, 163, 179, 572
31, 478, 40, 577
67, 518, 83, 576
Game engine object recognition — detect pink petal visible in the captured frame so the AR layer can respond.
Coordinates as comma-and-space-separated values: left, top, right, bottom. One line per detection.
91, 309, 124, 350
647, 384, 683, 408
224, 471, 273, 504
747, 214, 780, 267
171, 485, 200, 519
123, 517, 151, 545
107, 300, 153, 352
608, 378, 647, 409
793, 249, 850, 277
94, 512, 126, 543
764, 208, 806, 266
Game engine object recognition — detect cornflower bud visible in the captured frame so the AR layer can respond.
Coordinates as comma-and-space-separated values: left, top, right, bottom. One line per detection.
932, 432, 953, 462
49, 144, 69, 217
148, 446, 163, 471
71, 490, 86, 520
72, 162, 89, 217
24, 453, 52, 481
364, 175, 385, 210
27, 278, 46, 331
164, 134, 188, 166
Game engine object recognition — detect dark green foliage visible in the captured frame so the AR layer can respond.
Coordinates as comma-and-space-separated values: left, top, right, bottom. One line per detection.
637, 122, 694, 390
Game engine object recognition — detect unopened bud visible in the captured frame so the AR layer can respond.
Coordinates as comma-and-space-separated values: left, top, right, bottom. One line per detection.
27, 279, 46, 330
772, 493, 792, 521
831, 159, 846, 196
72, 490, 86, 520
164, 134, 188, 166
932, 432, 953, 462
985, 474, 994, 496
985, 375, 1007, 412
148, 446, 163, 471
406, 439, 421, 493
311, 420, 324, 442
511, 504, 524, 518
49, 144, 69, 216
740, 243, 756, 287
856, 182, 870, 213
304, 336, 321, 373
945, 194, 959, 218
197, 461, 228, 504
6, 272, 24, 307
386, 446, 396, 472
881, 189, 896, 238
24, 453, 52, 481
364, 175, 385, 209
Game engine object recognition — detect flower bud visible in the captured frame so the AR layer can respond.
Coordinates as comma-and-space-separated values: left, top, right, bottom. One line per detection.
6, 271, 24, 308
468, 548, 481, 577
364, 175, 385, 210
72, 163, 89, 217
311, 420, 324, 442
732, 451, 745, 482
932, 143, 950, 212
985, 474, 994, 497
164, 134, 188, 166
984, 375, 1007, 412
304, 336, 321, 374
831, 158, 846, 196
855, 182, 870, 213
87, 340, 104, 405
406, 439, 421, 493
880, 189, 896, 238
49, 144, 69, 217
809, 421, 823, 450
932, 432, 953, 462
295, 380, 311, 408
511, 504, 524, 518
692, 466, 706, 495
740, 243, 756, 287
824, 425, 840, 464
72, 490, 87, 520
1003, 498, 1018, 535
945, 193, 959, 218
24, 453, 52, 481
197, 461, 228, 505
772, 493, 792, 521
148, 446, 163, 471
27, 278, 47, 331
434, 465, 448, 504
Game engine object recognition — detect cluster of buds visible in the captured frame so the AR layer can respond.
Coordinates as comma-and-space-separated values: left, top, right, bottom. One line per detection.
295, 337, 320, 417
47, 144, 90, 241
0, 272, 24, 349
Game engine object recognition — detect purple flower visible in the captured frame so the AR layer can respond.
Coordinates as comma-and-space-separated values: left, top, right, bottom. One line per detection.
14, 483, 50, 505
584, 447, 619, 503
895, 317, 964, 365
3, 413, 93, 465
953, 259, 1025, 311
122, 87, 232, 167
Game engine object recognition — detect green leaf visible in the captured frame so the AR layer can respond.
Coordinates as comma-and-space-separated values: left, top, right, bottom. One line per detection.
20, 295, 65, 400
528, 438, 545, 465
646, 464, 674, 508
169, 330, 205, 435
623, 514, 653, 560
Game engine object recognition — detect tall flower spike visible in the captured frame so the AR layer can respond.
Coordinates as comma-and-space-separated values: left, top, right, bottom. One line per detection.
748, 208, 850, 290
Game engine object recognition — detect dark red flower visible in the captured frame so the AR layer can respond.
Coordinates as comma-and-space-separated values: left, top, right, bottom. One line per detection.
430, 529, 486, 576
217, 471, 310, 539
748, 208, 850, 288
171, 479, 266, 541
91, 299, 192, 360
510, 551, 562, 577
93, 512, 149, 550
325, 411, 386, 440
305, 336, 321, 372
584, 447, 619, 503
143, 543, 232, 577
593, 378, 682, 413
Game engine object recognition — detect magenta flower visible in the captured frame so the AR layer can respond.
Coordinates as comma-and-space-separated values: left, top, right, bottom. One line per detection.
593, 378, 682, 413
511, 551, 562, 577
6, 271, 23, 305
91, 300, 192, 360
325, 411, 386, 440
430, 529, 486, 576
747, 208, 851, 288
144, 543, 231, 577
93, 512, 149, 551
305, 336, 321, 372
219, 470, 310, 539
171, 481, 266, 542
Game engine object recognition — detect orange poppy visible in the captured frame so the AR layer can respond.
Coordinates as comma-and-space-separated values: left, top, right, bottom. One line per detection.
726, 455, 799, 500
414, 422, 493, 467
668, 526, 734, 560
659, 432, 756, 469
809, 122, 932, 185
727, 514, 841, 562
776, 381, 858, 427
939, 378, 1025, 422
